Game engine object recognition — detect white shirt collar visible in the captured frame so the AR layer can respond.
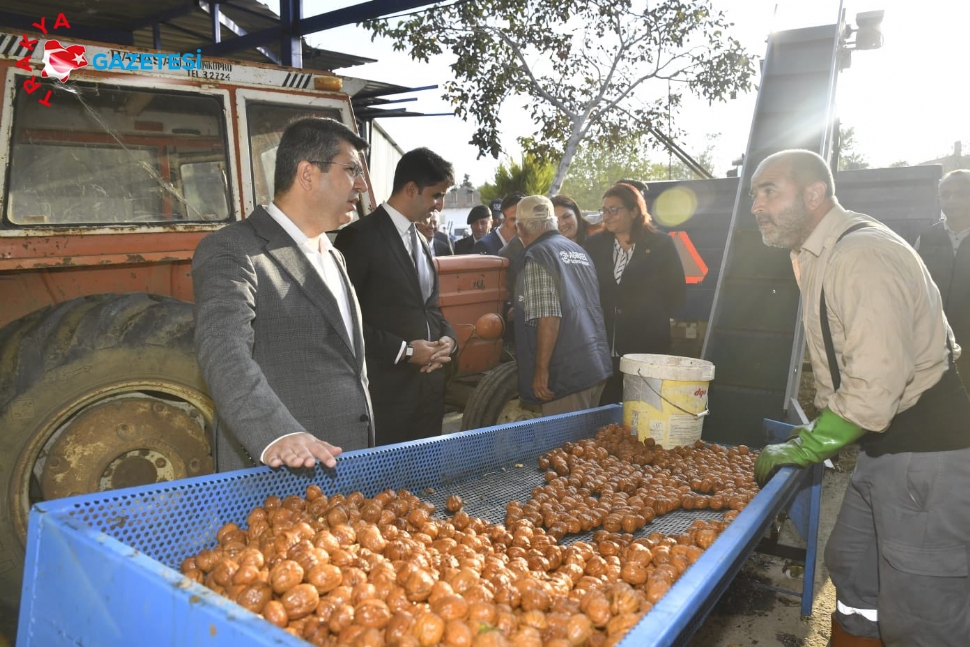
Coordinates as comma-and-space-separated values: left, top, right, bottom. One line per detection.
943, 217, 970, 237
264, 202, 335, 252
383, 202, 414, 236
496, 227, 509, 246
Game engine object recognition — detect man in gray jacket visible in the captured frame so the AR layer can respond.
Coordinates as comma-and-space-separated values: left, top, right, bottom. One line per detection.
193, 118, 373, 472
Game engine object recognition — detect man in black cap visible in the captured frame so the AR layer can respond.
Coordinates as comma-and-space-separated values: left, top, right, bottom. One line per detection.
475, 193, 524, 255
455, 205, 492, 254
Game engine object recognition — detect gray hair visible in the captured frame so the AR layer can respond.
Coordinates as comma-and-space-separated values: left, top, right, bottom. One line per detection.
518, 218, 557, 237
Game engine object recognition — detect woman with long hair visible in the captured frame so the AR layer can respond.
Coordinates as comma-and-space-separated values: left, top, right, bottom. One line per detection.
584, 183, 687, 405
551, 194, 590, 245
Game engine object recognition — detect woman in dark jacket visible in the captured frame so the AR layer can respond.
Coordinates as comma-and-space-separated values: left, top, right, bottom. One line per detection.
551, 194, 590, 245
584, 183, 687, 405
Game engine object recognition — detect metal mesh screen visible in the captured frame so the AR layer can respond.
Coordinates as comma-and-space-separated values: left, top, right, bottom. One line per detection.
59, 407, 630, 567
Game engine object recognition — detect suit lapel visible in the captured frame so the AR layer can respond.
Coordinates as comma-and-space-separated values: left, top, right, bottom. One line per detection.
374, 208, 424, 301
249, 208, 356, 356
621, 231, 656, 281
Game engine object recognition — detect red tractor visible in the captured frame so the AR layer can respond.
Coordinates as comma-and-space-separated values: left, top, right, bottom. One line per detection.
0, 33, 523, 611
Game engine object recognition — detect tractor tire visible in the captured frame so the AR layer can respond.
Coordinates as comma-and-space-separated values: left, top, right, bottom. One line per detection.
0, 293, 215, 612
460, 361, 540, 431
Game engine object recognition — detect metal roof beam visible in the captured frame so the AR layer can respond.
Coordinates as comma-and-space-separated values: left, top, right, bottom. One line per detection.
356, 110, 453, 119
128, 3, 200, 31
198, 1, 280, 64
162, 20, 212, 42
355, 96, 418, 106
279, 0, 302, 67
353, 83, 438, 100
0, 9, 134, 45
198, 24, 280, 56
296, 1, 441, 34
218, 0, 278, 23
211, 2, 222, 42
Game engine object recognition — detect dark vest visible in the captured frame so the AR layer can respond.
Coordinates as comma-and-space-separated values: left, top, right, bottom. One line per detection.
513, 231, 612, 403
918, 221, 970, 352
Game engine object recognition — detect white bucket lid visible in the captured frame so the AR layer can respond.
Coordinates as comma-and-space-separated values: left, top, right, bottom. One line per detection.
619, 353, 715, 382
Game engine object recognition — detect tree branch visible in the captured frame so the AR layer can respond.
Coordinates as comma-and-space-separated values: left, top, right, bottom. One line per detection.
483, 25, 577, 120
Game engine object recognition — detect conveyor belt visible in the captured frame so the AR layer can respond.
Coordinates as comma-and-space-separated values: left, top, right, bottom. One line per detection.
19, 406, 815, 647
420, 463, 725, 546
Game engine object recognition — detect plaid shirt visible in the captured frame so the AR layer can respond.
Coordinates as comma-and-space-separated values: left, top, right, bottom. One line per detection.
522, 260, 561, 324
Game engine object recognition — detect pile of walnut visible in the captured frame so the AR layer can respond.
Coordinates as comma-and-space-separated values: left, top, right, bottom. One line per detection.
180, 425, 758, 646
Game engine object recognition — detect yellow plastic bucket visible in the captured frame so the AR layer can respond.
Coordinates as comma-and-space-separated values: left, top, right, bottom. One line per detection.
620, 354, 715, 448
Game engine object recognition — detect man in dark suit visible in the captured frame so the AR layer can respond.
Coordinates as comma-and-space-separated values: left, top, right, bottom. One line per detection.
916, 169, 970, 378
193, 117, 373, 472
416, 210, 454, 256
335, 148, 458, 445
474, 192, 523, 255
454, 205, 492, 254
433, 230, 454, 256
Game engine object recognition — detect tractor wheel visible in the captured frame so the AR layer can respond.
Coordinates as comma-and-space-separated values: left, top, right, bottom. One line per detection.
460, 361, 540, 431
0, 294, 215, 610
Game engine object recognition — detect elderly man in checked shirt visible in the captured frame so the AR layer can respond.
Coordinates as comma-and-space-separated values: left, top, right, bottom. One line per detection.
510, 195, 612, 416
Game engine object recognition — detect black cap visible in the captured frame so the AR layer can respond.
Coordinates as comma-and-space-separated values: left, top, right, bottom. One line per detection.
467, 205, 492, 225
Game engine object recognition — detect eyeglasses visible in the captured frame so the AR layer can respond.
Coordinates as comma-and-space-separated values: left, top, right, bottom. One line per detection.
310, 160, 366, 179
600, 205, 627, 217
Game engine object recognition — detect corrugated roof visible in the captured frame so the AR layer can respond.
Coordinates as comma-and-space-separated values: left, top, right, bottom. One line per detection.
2, 0, 375, 70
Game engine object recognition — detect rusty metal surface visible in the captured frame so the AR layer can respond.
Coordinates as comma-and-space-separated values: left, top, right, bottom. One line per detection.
436, 255, 508, 377
0, 262, 194, 329
41, 396, 212, 500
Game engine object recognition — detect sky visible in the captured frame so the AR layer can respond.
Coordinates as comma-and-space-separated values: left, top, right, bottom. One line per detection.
279, 0, 968, 186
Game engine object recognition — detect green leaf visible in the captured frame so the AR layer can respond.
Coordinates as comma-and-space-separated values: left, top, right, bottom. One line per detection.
363, 0, 754, 187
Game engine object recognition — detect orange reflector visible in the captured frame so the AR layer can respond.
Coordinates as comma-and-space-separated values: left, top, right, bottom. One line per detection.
671, 231, 708, 284
314, 75, 343, 91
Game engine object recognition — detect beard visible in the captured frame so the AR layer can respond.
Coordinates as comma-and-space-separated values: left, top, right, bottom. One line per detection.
756, 194, 810, 249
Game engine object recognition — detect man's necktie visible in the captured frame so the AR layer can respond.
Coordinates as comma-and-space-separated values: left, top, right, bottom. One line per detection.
409, 224, 433, 302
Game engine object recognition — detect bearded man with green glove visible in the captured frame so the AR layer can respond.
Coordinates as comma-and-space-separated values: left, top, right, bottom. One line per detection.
750, 150, 970, 647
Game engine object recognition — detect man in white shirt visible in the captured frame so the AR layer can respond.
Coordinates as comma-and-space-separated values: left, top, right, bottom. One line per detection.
193, 117, 374, 472
416, 210, 454, 256
335, 148, 458, 446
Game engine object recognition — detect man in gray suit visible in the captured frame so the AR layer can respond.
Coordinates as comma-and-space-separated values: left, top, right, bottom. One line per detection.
193, 118, 373, 472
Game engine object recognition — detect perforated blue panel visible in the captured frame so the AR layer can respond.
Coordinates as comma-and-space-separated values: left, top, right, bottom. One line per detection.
55, 406, 624, 569
20, 406, 811, 647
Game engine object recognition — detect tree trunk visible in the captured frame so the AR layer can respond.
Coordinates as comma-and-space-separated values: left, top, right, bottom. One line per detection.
549, 121, 586, 195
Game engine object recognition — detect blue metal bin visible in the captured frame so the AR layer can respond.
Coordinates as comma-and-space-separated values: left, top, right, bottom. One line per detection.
17, 406, 819, 646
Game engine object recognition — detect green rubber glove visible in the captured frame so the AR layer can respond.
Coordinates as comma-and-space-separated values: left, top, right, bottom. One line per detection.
754, 408, 865, 486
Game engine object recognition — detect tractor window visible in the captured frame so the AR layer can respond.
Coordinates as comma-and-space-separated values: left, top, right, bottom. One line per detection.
4, 81, 231, 226
246, 103, 343, 207
181, 161, 231, 221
